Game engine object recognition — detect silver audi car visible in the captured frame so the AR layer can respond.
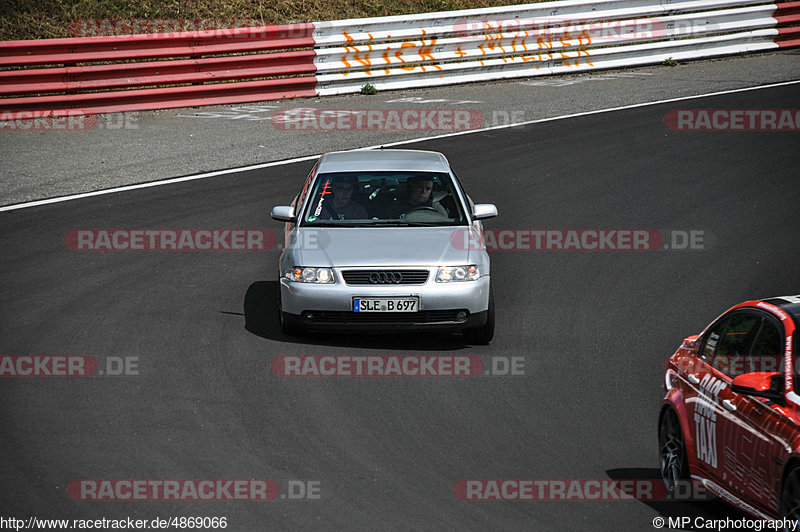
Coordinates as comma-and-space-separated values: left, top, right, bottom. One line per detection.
271, 149, 498, 343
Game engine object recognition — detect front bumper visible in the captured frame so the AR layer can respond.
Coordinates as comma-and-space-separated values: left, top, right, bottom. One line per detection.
286, 309, 488, 332
279, 270, 490, 331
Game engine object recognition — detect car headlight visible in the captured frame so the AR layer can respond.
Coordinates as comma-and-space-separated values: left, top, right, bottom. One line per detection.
436, 265, 479, 282
288, 267, 335, 284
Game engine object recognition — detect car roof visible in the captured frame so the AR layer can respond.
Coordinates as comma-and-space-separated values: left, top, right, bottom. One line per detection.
761, 295, 800, 324
316, 149, 451, 174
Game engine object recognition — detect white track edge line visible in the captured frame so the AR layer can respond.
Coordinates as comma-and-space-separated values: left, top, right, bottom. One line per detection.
2, 79, 798, 214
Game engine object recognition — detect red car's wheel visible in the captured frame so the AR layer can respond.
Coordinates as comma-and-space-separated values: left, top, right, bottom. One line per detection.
781, 466, 800, 531
659, 408, 689, 498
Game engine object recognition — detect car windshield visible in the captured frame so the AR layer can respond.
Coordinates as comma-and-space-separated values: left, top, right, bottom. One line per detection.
300, 171, 467, 226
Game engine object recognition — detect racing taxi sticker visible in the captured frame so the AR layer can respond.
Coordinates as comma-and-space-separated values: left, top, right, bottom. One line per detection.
694, 374, 728, 468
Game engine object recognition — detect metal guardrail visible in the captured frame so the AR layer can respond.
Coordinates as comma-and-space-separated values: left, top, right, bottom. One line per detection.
0, 1, 797, 116
311, 0, 799, 95
0, 24, 318, 114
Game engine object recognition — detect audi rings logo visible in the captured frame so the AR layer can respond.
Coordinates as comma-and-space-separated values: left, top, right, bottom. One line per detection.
369, 272, 403, 284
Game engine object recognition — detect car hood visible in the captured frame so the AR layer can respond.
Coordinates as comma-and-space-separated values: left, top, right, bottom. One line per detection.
289, 226, 478, 267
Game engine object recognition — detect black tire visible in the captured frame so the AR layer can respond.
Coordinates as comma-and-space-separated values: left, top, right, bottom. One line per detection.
659, 408, 690, 498
277, 289, 303, 336
781, 465, 800, 531
464, 289, 494, 345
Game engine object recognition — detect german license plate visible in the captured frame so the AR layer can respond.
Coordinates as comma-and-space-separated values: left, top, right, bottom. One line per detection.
353, 297, 418, 312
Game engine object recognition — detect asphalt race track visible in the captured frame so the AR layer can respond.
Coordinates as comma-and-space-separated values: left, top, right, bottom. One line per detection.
1, 83, 799, 531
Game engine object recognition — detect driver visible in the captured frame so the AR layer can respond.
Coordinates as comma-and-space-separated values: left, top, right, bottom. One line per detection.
386, 175, 447, 218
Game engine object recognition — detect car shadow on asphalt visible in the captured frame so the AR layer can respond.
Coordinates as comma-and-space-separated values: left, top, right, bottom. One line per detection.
606, 468, 751, 530
243, 281, 471, 350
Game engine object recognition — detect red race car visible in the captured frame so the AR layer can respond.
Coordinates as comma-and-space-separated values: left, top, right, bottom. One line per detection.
660, 295, 800, 522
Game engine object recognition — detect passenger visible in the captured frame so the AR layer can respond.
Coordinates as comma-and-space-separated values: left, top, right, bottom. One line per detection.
321, 176, 368, 220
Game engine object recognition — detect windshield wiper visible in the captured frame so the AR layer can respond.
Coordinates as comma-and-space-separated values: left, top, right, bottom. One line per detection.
366, 220, 441, 227
302, 222, 361, 227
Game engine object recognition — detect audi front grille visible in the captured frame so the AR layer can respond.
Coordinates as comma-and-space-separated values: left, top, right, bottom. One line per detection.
342, 269, 429, 285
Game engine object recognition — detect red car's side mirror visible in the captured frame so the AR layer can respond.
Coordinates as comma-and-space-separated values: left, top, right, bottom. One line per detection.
681, 334, 700, 348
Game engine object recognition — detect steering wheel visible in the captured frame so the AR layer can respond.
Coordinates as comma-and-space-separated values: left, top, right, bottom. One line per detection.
405, 206, 440, 215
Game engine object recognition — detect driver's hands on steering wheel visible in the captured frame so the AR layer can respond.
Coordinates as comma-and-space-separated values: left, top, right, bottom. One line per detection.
405, 206, 441, 215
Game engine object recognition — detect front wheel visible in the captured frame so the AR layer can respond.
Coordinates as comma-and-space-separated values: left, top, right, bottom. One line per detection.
659, 408, 689, 498
464, 289, 494, 344
277, 289, 303, 335
780, 466, 800, 531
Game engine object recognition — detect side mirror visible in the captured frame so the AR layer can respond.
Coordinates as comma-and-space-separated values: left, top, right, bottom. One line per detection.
473, 204, 498, 220
681, 335, 700, 348
271, 206, 296, 222
731, 372, 782, 402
